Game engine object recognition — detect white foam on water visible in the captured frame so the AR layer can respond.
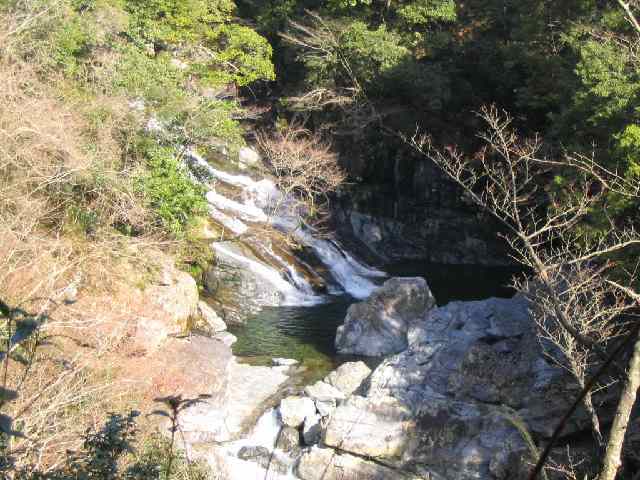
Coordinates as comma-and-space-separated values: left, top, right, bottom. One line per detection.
213, 243, 322, 306
208, 206, 249, 236
289, 229, 383, 299
210, 409, 298, 480
187, 148, 385, 301
187, 149, 258, 188
206, 190, 268, 223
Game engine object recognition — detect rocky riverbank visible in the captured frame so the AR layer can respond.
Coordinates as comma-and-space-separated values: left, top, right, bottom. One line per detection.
221, 277, 590, 480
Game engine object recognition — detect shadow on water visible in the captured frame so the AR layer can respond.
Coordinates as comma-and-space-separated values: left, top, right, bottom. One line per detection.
386, 261, 523, 306
228, 262, 523, 378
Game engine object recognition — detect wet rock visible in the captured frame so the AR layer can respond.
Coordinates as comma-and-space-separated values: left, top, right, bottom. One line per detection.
237, 446, 289, 474
198, 301, 227, 333
335, 277, 435, 356
276, 426, 300, 453
297, 447, 410, 480
205, 242, 284, 323
324, 361, 371, 396
279, 396, 316, 428
302, 414, 322, 446
272, 358, 299, 367
304, 381, 346, 403
238, 445, 270, 461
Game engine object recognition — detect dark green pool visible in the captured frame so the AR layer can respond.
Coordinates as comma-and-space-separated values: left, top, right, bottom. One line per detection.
228, 263, 521, 377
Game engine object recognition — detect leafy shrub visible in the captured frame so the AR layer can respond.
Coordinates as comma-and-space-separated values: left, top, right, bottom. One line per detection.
197, 23, 276, 87
112, 45, 187, 108
137, 146, 208, 237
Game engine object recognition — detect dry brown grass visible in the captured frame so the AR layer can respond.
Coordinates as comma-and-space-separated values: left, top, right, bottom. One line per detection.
0, 28, 177, 473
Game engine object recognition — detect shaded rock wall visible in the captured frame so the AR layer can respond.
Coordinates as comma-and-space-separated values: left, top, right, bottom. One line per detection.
334, 143, 511, 265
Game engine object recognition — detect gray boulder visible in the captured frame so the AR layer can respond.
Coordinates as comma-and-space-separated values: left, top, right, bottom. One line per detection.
238, 146, 261, 169
335, 277, 435, 356
279, 396, 316, 428
304, 381, 346, 403
325, 295, 584, 479
302, 414, 322, 446
315, 399, 335, 418
297, 447, 412, 480
276, 426, 300, 453
324, 361, 371, 396
214, 331, 237, 347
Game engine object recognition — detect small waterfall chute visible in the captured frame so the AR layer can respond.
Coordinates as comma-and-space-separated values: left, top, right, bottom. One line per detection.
186, 148, 385, 304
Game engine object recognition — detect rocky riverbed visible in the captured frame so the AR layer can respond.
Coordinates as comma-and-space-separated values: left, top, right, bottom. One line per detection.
189, 276, 591, 480
140, 148, 591, 479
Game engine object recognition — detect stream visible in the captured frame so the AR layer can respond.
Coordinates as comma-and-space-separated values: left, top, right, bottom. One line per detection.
187, 148, 520, 375
183, 149, 521, 479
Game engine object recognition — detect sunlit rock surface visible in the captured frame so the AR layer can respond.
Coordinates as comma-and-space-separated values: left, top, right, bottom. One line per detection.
335, 277, 435, 356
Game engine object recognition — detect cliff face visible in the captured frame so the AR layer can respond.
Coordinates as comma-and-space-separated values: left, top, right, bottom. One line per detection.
334, 141, 511, 265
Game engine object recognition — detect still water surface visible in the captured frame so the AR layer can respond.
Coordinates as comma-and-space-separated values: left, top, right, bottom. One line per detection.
228, 262, 521, 372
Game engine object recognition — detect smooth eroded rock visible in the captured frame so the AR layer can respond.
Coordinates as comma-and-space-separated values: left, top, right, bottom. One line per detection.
297, 447, 410, 480
279, 396, 316, 428
205, 242, 284, 323
179, 359, 289, 444
214, 331, 237, 347
198, 301, 227, 333
335, 277, 435, 356
324, 361, 371, 396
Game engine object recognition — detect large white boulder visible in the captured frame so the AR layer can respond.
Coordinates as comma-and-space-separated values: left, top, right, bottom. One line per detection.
335, 277, 435, 356
324, 361, 371, 396
279, 396, 316, 428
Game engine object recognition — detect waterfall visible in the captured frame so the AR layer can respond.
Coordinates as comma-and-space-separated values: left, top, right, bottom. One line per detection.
185, 150, 385, 304
212, 242, 322, 306
212, 409, 298, 480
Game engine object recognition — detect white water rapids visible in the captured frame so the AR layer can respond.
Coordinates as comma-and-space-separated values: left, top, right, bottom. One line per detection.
186, 150, 385, 304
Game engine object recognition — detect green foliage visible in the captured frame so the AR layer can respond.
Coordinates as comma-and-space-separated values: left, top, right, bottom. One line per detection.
339, 22, 409, 91
573, 38, 640, 124
327, 0, 371, 10
6, 411, 211, 479
51, 15, 97, 76
197, 24, 276, 87
125, 0, 274, 88
125, 0, 235, 44
113, 45, 186, 107
137, 146, 208, 237
180, 99, 245, 149
397, 0, 456, 26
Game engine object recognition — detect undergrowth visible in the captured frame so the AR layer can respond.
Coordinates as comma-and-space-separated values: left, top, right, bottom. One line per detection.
0, 0, 274, 474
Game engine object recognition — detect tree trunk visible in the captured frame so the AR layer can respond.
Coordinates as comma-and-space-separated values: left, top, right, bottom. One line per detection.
584, 389, 604, 448
599, 328, 640, 480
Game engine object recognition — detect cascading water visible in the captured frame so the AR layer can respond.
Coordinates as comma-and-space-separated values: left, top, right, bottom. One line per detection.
183, 149, 388, 479
185, 149, 385, 303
